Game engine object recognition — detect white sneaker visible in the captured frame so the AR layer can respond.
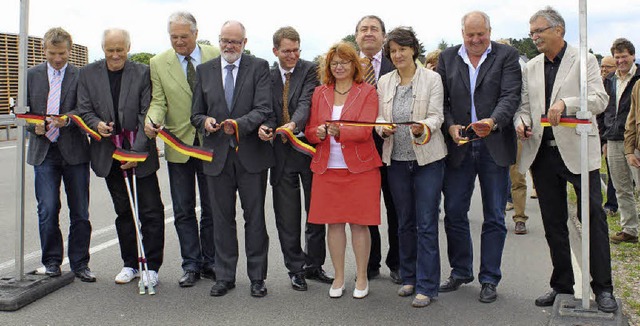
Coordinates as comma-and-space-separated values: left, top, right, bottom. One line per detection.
115, 267, 139, 284
142, 270, 158, 288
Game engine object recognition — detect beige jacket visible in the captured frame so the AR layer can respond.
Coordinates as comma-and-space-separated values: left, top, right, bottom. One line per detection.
375, 67, 447, 166
624, 80, 640, 155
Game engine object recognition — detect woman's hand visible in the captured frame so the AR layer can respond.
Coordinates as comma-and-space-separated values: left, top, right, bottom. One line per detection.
316, 124, 327, 140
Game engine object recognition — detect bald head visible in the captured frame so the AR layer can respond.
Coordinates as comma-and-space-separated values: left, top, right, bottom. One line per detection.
600, 56, 616, 78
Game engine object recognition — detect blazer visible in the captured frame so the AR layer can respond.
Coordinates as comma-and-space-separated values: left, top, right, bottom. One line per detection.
147, 44, 220, 163
26, 62, 89, 166
515, 44, 608, 174
375, 67, 447, 166
77, 60, 159, 178
191, 54, 274, 176
265, 59, 319, 185
438, 41, 522, 168
305, 82, 382, 174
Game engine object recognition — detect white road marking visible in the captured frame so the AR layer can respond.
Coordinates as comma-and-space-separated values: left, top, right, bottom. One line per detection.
0, 146, 17, 150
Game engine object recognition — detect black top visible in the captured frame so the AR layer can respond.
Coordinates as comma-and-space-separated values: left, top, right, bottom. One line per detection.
107, 65, 124, 135
542, 41, 567, 142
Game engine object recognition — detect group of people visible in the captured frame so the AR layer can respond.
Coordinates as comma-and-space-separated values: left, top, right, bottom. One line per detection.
25, 5, 627, 312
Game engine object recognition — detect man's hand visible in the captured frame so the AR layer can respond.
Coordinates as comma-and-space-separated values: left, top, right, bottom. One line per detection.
316, 124, 327, 140
282, 121, 296, 131
97, 121, 114, 137
471, 118, 494, 138
382, 125, 397, 137
49, 116, 67, 128
626, 153, 640, 168
410, 123, 424, 137
602, 143, 608, 157
222, 119, 235, 135
547, 100, 566, 126
258, 125, 273, 141
144, 122, 159, 138
204, 117, 220, 133
120, 161, 138, 170
448, 124, 467, 144
35, 122, 46, 135
516, 123, 532, 140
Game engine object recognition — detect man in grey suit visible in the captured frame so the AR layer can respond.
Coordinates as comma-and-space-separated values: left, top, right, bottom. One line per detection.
259, 26, 331, 291
26, 27, 94, 282
437, 11, 521, 303
191, 21, 274, 298
77, 28, 164, 288
515, 7, 617, 312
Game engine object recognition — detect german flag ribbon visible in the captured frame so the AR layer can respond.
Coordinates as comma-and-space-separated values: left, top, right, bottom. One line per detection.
275, 127, 316, 157
540, 116, 591, 127
325, 120, 431, 145
156, 127, 214, 162
223, 120, 240, 152
456, 121, 490, 145
16, 113, 101, 140
112, 148, 148, 162
67, 114, 101, 140
15, 113, 45, 124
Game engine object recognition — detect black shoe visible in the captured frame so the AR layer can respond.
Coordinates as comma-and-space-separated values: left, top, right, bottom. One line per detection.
290, 274, 308, 291
439, 276, 474, 292
479, 283, 497, 303
535, 289, 559, 307
367, 268, 380, 280
250, 280, 267, 297
178, 271, 200, 287
45, 264, 61, 277
389, 269, 402, 284
74, 267, 96, 282
201, 266, 216, 280
210, 281, 235, 297
596, 291, 618, 313
306, 268, 334, 284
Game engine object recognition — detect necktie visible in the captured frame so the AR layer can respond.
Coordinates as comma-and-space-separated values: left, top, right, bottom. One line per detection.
45, 69, 62, 142
185, 55, 196, 93
224, 64, 235, 111
363, 57, 376, 87
282, 72, 292, 124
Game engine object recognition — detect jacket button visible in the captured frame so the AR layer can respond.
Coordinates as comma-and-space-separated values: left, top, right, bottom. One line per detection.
341, 145, 345, 149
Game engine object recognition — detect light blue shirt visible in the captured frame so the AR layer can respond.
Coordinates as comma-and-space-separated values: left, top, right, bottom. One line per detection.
46, 62, 67, 83
221, 56, 241, 88
176, 45, 202, 77
458, 44, 492, 122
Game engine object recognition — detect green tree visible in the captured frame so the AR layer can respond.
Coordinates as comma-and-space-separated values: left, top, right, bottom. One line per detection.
438, 39, 449, 51
342, 34, 358, 51
197, 39, 211, 45
129, 52, 154, 65
510, 38, 539, 59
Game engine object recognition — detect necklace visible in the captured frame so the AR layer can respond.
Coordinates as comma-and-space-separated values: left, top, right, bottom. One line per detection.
334, 86, 352, 95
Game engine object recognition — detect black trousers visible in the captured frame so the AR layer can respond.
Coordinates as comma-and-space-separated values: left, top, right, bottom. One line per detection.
105, 160, 165, 271
530, 144, 613, 295
368, 164, 400, 272
207, 150, 269, 282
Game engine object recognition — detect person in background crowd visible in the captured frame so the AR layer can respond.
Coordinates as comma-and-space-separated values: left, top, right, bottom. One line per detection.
598, 54, 619, 216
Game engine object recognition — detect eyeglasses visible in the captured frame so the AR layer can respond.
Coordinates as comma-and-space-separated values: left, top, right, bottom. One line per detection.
329, 61, 351, 68
219, 38, 244, 46
279, 48, 300, 56
528, 26, 553, 38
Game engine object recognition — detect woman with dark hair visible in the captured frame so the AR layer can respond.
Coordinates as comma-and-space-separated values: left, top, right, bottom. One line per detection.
306, 41, 382, 299
376, 27, 447, 307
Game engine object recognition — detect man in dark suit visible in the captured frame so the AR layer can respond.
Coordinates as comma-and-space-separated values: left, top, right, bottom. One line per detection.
26, 27, 94, 282
258, 26, 332, 291
191, 21, 274, 298
77, 28, 165, 288
437, 11, 521, 303
355, 15, 400, 284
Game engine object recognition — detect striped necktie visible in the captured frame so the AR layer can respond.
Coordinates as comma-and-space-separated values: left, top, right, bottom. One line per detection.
45, 69, 62, 142
363, 57, 376, 86
282, 72, 292, 124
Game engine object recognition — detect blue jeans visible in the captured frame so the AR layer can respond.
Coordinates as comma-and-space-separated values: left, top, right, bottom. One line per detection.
34, 145, 91, 272
168, 158, 214, 272
443, 141, 508, 285
388, 159, 444, 297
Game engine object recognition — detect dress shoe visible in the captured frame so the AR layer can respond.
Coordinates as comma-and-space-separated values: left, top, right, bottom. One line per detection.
439, 276, 474, 292
596, 291, 618, 313
479, 283, 497, 303
250, 280, 267, 297
74, 267, 96, 282
390, 269, 402, 284
210, 280, 235, 297
329, 283, 345, 298
201, 266, 216, 280
45, 264, 61, 277
290, 274, 308, 291
306, 268, 334, 284
610, 231, 638, 244
535, 289, 559, 307
179, 271, 200, 287
367, 268, 380, 280
514, 221, 528, 235
353, 281, 369, 299
412, 294, 432, 308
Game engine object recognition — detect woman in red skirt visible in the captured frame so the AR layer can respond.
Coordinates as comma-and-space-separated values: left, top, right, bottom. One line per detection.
305, 42, 382, 299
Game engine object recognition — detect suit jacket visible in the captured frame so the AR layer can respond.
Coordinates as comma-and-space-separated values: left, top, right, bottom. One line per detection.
265, 59, 319, 185
305, 82, 382, 174
372, 54, 395, 154
77, 60, 159, 178
26, 62, 89, 166
438, 41, 522, 168
515, 44, 608, 174
147, 44, 220, 163
191, 54, 274, 176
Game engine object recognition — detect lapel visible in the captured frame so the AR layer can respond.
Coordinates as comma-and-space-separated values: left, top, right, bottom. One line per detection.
211, 59, 227, 116
551, 46, 576, 104
531, 55, 546, 119
456, 55, 471, 92
97, 62, 116, 123
37, 64, 49, 114
117, 62, 133, 127
231, 54, 250, 112
59, 66, 74, 113
287, 61, 304, 104
475, 46, 496, 88
341, 83, 362, 118
272, 68, 284, 107
167, 53, 192, 96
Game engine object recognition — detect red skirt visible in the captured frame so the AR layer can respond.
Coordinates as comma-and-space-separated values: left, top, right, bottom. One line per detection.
308, 168, 381, 225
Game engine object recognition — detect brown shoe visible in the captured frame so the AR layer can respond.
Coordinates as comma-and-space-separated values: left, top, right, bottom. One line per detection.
610, 231, 638, 244
514, 221, 527, 235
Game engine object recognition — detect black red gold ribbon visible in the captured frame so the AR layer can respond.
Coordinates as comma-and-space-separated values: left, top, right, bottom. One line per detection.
156, 128, 214, 162
16, 113, 101, 140
112, 148, 148, 162
224, 120, 240, 152
275, 127, 316, 156
325, 120, 431, 145
540, 117, 590, 127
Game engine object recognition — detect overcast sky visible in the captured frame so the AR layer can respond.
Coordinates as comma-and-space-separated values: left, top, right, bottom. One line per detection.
2, 0, 639, 64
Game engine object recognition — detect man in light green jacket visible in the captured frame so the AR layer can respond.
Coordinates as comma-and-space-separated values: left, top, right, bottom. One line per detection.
144, 11, 219, 288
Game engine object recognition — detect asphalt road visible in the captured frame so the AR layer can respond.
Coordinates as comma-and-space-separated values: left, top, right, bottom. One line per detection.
0, 136, 576, 325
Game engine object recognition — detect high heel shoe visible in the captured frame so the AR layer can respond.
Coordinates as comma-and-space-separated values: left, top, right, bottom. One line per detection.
329, 283, 345, 298
353, 281, 369, 299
